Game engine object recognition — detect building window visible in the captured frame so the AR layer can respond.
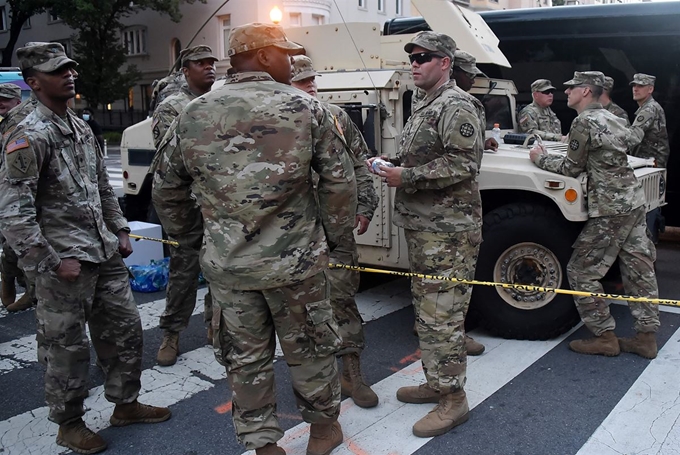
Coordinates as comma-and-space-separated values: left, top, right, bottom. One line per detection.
48, 11, 61, 23
123, 27, 147, 56
358, 0, 366, 9
0, 6, 7, 32
396, 0, 403, 15
290, 13, 301, 27
313, 14, 325, 25
378, 0, 385, 13
219, 15, 230, 59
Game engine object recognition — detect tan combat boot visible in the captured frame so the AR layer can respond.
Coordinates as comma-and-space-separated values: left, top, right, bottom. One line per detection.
157, 331, 180, 366
341, 353, 379, 408
256, 443, 286, 455
396, 383, 440, 404
465, 335, 485, 356
569, 330, 620, 356
412, 389, 470, 438
306, 421, 343, 455
56, 419, 107, 454
618, 332, 658, 359
109, 400, 171, 426
1, 274, 16, 307
6, 293, 35, 312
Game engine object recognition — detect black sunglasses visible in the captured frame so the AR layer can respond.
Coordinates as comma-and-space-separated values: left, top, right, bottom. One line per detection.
540, 90, 555, 95
409, 52, 446, 65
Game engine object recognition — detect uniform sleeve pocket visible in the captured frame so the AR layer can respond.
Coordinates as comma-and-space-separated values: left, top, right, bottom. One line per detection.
305, 300, 342, 358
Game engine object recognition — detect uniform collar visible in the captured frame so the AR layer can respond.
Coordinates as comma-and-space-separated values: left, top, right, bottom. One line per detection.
34, 101, 87, 142
583, 102, 604, 111
227, 71, 276, 83
414, 80, 456, 111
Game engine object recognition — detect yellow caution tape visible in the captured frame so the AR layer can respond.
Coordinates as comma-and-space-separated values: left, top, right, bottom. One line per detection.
129, 233, 679, 307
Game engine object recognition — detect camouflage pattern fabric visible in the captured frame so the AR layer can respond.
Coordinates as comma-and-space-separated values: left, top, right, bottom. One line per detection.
0, 83, 21, 100
405, 229, 481, 394
150, 86, 213, 333
149, 71, 187, 113
533, 103, 645, 218
36, 253, 143, 424
0, 100, 141, 425
325, 103, 378, 353
393, 80, 482, 233
1, 237, 36, 303
518, 101, 562, 141
454, 85, 486, 161
604, 101, 630, 126
567, 205, 659, 335
152, 71, 355, 291
211, 271, 341, 449
628, 96, 670, 168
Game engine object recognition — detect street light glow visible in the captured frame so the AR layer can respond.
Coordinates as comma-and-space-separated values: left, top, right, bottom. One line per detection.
270, 6, 282, 24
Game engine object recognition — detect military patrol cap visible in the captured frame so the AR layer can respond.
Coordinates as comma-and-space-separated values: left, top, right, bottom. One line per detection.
0, 83, 21, 100
180, 45, 218, 66
603, 76, 614, 92
453, 50, 483, 75
292, 55, 321, 82
228, 23, 304, 57
530, 79, 556, 92
16, 42, 77, 72
629, 73, 656, 86
563, 71, 605, 87
404, 31, 456, 61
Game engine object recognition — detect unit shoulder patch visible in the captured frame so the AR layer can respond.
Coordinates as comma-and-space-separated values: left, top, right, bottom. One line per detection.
459, 123, 475, 138
569, 139, 580, 151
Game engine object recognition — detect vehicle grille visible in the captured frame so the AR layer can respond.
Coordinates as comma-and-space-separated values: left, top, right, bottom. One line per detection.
639, 171, 665, 210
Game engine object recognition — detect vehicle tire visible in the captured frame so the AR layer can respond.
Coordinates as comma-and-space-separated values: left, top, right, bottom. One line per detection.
471, 203, 582, 340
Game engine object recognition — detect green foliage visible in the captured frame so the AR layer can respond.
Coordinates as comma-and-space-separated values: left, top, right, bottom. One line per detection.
1, 0, 52, 67
103, 131, 123, 145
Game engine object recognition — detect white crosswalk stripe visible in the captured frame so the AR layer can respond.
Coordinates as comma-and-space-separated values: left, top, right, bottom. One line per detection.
2, 280, 680, 455
105, 159, 124, 197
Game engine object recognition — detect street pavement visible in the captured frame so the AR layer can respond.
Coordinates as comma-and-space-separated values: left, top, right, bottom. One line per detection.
1, 242, 680, 455
104, 146, 123, 197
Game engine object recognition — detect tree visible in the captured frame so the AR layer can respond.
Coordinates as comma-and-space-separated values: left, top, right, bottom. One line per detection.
51, 0, 186, 109
1, 0, 52, 67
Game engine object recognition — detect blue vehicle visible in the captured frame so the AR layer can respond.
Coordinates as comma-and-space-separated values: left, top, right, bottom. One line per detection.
0, 68, 31, 100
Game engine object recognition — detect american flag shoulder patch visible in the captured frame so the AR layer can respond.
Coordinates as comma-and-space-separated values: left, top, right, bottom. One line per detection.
6, 137, 29, 154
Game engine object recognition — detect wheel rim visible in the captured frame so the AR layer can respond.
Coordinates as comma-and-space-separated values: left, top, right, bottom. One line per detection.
492, 242, 562, 310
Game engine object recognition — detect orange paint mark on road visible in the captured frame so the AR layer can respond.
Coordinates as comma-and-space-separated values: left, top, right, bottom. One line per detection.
399, 349, 421, 364
214, 401, 232, 414
346, 439, 372, 455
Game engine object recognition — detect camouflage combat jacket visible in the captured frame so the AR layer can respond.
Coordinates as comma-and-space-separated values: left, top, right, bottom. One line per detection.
518, 101, 562, 141
604, 101, 630, 126
152, 71, 355, 290
533, 103, 644, 218
628, 96, 670, 168
152, 86, 197, 150
1, 93, 40, 165
0, 102, 129, 273
393, 80, 482, 233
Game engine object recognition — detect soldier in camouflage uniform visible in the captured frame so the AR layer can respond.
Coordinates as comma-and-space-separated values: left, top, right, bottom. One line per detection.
151, 45, 218, 366
149, 70, 186, 114
152, 24, 355, 455
601, 76, 629, 125
518, 79, 564, 142
291, 55, 381, 408
627, 73, 670, 243
0, 82, 36, 312
369, 31, 482, 438
0, 42, 171, 454
530, 71, 660, 359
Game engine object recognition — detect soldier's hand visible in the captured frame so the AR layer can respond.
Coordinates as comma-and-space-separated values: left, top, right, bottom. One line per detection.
56, 259, 81, 282
365, 155, 390, 172
117, 230, 133, 258
529, 144, 546, 163
378, 165, 404, 187
560, 135, 569, 143
485, 138, 499, 151
355, 215, 371, 235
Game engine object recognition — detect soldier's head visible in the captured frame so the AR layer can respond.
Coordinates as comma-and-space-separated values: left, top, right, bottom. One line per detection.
180, 45, 218, 95
630, 73, 655, 104
227, 23, 304, 85
600, 76, 614, 103
530, 79, 556, 108
563, 71, 605, 113
404, 31, 455, 94
17, 42, 78, 106
291, 55, 321, 97
0, 83, 22, 116
452, 50, 482, 92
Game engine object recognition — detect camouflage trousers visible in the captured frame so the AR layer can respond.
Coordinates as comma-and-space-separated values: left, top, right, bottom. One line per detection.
567, 205, 660, 336
36, 252, 143, 425
1, 237, 36, 302
160, 233, 212, 333
328, 239, 364, 355
404, 228, 482, 395
211, 271, 341, 450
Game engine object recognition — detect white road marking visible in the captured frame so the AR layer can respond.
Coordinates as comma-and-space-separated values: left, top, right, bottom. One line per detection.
576, 327, 680, 455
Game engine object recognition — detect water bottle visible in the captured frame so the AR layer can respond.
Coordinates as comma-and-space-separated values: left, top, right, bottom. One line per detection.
371, 158, 395, 174
491, 123, 502, 143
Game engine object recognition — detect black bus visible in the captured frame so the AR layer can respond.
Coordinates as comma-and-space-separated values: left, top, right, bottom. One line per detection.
385, 2, 680, 225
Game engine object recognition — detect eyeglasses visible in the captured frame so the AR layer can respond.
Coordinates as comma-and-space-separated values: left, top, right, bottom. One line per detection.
540, 90, 555, 95
408, 52, 445, 65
